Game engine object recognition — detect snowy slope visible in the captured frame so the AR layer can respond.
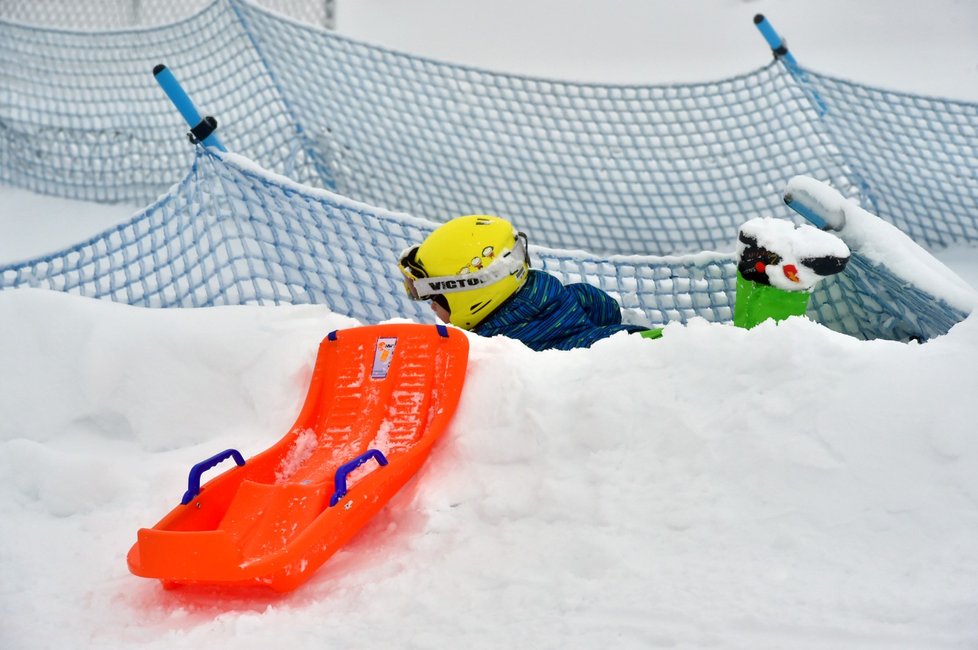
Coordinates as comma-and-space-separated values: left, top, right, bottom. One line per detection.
2, 288, 978, 649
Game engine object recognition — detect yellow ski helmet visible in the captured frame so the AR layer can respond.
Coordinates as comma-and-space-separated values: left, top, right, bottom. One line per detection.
398, 215, 530, 330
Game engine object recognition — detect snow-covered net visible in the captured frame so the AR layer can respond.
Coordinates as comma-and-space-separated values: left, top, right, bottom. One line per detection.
0, 148, 967, 342
0, 149, 735, 326
1, 0, 973, 340
812, 255, 969, 342
2, 0, 976, 254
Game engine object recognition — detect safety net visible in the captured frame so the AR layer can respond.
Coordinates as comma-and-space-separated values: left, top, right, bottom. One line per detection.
0, 147, 968, 342
0, 0, 974, 341
2, 0, 976, 256
0, 0, 334, 30
797, 70, 978, 250
0, 0, 322, 204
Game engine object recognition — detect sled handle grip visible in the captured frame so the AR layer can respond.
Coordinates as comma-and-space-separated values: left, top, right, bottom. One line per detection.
329, 449, 389, 507
181, 448, 246, 505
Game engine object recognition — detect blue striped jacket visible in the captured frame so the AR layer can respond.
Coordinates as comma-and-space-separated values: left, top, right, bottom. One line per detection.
473, 270, 646, 351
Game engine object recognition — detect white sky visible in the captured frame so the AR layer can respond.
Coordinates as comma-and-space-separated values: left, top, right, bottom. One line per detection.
338, 0, 978, 100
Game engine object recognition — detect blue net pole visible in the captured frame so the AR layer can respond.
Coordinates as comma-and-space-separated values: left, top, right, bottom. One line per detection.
153, 63, 227, 152
753, 14, 799, 70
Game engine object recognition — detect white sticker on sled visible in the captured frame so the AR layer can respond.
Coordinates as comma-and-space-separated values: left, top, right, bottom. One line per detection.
371, 337, 398, 379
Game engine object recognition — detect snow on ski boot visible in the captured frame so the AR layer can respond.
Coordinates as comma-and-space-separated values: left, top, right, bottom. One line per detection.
734, 217, 850, 329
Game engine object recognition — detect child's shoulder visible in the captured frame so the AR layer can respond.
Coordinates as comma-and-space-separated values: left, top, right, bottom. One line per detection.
520, 269, 574, 302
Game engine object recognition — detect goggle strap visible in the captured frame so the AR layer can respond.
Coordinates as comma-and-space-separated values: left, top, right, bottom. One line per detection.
410, 238, 528, 299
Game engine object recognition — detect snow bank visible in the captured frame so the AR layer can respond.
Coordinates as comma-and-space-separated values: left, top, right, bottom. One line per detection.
2, 288, 978, 649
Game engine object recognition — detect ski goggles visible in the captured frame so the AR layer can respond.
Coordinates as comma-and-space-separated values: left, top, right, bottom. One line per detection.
398, 233, 529, 301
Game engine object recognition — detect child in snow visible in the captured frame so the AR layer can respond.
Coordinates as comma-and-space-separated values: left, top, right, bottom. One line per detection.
397, 214, 659, 351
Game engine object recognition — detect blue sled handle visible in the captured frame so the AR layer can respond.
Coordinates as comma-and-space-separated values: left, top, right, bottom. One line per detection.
329, 449, 389, 507
181, 448, 246, 505
153, 63, 227, 151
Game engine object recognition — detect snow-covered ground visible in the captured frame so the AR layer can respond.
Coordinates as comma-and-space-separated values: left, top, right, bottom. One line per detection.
3, 289, 978, 649
2, 1, 978, 649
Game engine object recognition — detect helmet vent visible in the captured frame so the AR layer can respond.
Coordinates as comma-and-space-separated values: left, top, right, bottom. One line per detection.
469, 300, 492, 314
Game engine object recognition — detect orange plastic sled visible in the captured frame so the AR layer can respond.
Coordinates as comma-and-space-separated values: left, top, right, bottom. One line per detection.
127, 323, 468, 592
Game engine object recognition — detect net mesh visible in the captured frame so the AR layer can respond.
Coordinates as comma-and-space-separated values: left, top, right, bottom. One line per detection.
233, 0, 859, 255
800, 70, 978, 249
0, 148, 967, 342
0, 0, 334, 30
0, 0, 973, 340
0, 1, 321, 204
3, 0, 975, 254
